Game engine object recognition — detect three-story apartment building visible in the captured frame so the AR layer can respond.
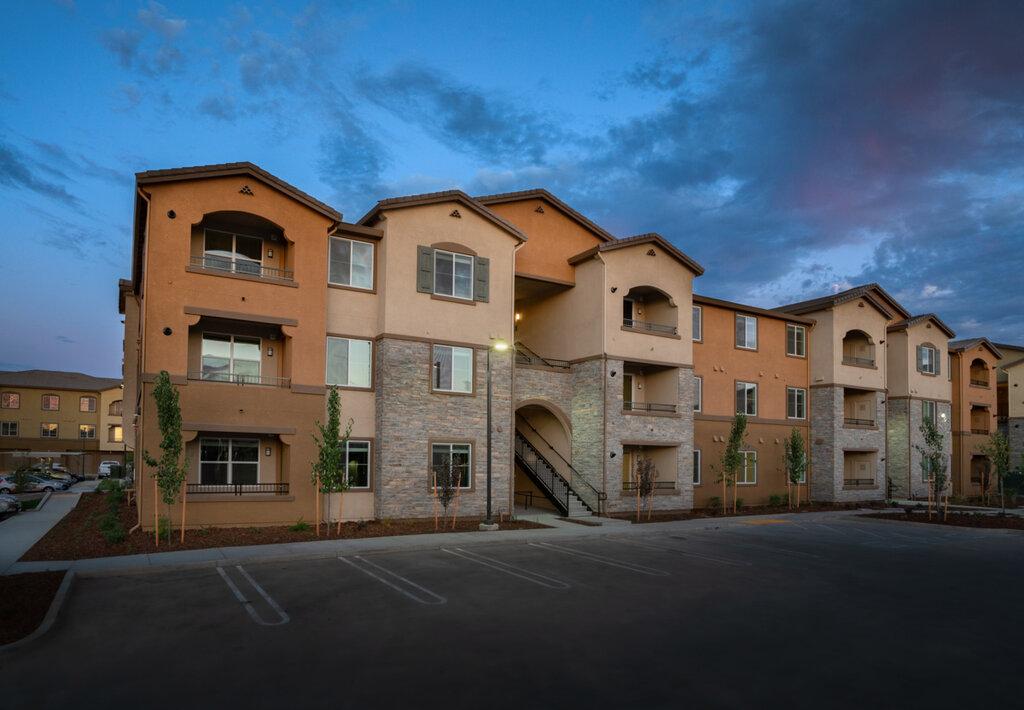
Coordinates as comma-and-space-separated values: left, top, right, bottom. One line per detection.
948, 338, 1002, 497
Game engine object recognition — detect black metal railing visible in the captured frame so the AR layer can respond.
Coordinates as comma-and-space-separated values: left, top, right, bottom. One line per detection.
624, 401, 678, 414
514, 428, 603, 516
190, 255, 293, 281
187, 371, 291, 387
842, 356, 875, 367
622, 481, 677, 491
513, 342, 570, 370
971, 428, 989, 435
623, 318, 677, 336
844, 417, 875, 427
186, 482, 289, 495
843, 478, 875, 488
513, 491, 536, 509
970, 378, 990, 387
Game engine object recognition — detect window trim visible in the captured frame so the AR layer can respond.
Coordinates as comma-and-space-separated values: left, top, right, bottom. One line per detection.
922, 399, 937, 427
693, 448, 702, 486
325, 335, 374, 391
692, 305, 703, 342
432, 249, 475, 301
327, 235, 376, 292
738, 450, 758, 485
694, 375, 703, 413
342, 439, 374, 491
429, 440, 474, 491
0, 421, 18, 437
431, 344, 476, 395
40, 423, 58, 438
41, 394, 60, 411
918, 343, 939, 376
80, 395, 97, 413
199, 437, 261, 486
79, 424, 97, 439
735, 314, 758, 351
200, 332, 262, 383
786, 386, 807, 420
786, 323, 807, 358
1, 392, 20, 409
203, 227, 264, 272
108, 424, 124, 443
735, 380, 758, 417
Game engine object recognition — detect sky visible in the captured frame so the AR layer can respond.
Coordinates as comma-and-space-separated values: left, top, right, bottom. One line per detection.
1, 0, 1022, 378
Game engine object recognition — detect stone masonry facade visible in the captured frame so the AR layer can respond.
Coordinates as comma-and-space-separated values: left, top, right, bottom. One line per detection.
1009, 418, 1024, 471
811, 386, 887, 502
887, 398, 953, 499
374, 338, 512, 519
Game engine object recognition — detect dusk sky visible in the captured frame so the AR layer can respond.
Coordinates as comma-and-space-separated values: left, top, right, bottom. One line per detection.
2, 0, 1022, 378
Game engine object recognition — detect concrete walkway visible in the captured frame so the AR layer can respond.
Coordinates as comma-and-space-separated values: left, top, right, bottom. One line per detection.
891, 498, 1024, 517
0, 491, 83, 575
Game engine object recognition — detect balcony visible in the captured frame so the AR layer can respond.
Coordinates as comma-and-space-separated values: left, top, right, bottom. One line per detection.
844, 417, 875, 427
622, 363, 680, 416
843, 478, 876, 489
187, 371, 291, 388
187, 213, 295, 286
843, 388, 876, 427
622, 318, 678, 336
969, 358, 990, 388
624, 401, 678, 414
622, 286, 679, 337
841, 330, 876, 368
842, 356, 875, 367
186, 482, 289, 496
971, 428, 989, 435
189, 255, 293, 282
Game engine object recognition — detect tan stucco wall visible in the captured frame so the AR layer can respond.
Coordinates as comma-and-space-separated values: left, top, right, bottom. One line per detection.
806, 299, 887, 388
98, 386, 125, 453
1007, 366, 1024, 418
0, 386, 104, 443
514, 257, 604, 362
886, 322, 950, 400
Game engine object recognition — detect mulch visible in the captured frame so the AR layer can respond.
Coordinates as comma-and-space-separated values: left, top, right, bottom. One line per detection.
862, 511, 1024, 530
608, 500, 889, 524
0, 571, 65, 646
20, 492, 550, 562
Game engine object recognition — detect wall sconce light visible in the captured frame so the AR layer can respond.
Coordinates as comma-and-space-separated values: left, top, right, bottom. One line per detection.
515, 312, 522, 322
267, 346, 274, 357
265, 447, 271, 457
610, 370, 617, 377
162, 327, 172, 336
267, 248, 274, 259
609, 451, 616, 458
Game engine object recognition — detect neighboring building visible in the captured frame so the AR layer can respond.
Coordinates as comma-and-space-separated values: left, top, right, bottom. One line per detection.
1000, 353, 1024, 467
948, 338, 1002, 497
884, 315, 954, 499
0, 370, 124, 475
691, 295, 814, 506
777, 284, 910, 502
992, 341, 1024, 438
480, 190, 703, 514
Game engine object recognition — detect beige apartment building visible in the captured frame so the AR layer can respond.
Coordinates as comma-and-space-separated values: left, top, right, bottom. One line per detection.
948, 338, 1002, 496
0, 370, 125, 475
993, 341, 1024, 464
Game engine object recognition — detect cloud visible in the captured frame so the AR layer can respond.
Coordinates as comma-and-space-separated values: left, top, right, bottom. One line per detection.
55, 335, 76, 344
100, 2, 186, 76
0, 139, 79, 205
318, 105, 390, 208
197, 94, 236, 121
137, 2, 186, 40
100, 28, 142, 69
921, 285, 954, 299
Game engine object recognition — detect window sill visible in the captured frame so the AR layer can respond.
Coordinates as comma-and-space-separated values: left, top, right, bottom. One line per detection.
430, 293, 477, 306
622, 409, 681, 418
185, 265, 298, 288
328, 283, 376, 294
620, 326, 680, 340
785, 353, 806, 359
431, 388, 476, 397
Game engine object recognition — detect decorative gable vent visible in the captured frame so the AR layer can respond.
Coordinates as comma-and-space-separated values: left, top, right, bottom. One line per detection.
646, 248, 656, 256
450, 209, 462, 218
535, 205, 545, 214
239, 185, 254, 196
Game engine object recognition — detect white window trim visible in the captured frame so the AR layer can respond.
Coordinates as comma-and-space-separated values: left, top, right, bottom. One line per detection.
1, 392, 20, 409
0, 421, 18, 437
693, 448, 702, 485
328, 236, 374, 290
920, 345, 938, 375
692, 305, 703, 342
326, 336, 373, 388
201, 332, 262, 382
199, 437, 261, 485
431, 442, 473, 489
433, 249, 474, 300
79, 425, 96, 439
41, 423, 58, 438
736, 314, 758, 350
738, 450, 758, 485
432, 345, 474, 393
343, 440, 372, 490
42, 394, 60, 411
787, 386, 807, 420
736, 381, 758, 417
694, 376, 702, 413
787, 324, 806, 358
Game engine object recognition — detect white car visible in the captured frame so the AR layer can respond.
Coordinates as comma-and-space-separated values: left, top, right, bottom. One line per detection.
98, 461, 122, 478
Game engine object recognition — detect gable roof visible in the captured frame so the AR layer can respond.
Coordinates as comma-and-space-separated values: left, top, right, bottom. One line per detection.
693, 294, 815, 325
886, 313, 956, 339
1002, 356, 1024, 371
949, 337, 1004, 359
992, 341, 1024, 354
567, 233, 704, 275
474, 188, 616, 243
358, 190, 527, 243
0, 370, 122, 392
135, 162, 342, 221
776, 283, 911, 320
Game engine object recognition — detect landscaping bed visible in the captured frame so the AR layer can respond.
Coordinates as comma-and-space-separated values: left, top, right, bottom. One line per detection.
0, 571, 65, 646
608, 500, 889, 524
21, 492, 551, 562
862, 511, 1024, 530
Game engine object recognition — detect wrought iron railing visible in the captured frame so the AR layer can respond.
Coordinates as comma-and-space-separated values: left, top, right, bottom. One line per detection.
971, 428, 990, 435
187, 371, 291, 387
190, 255, 293, 281
623, 318, 678, 335
844, 417, 875, 427
513, 342, 570, 370
843, 478, 875, 488
514, 428, 604, 515
622, 480, 677, 491
970, 378, 990, 387
842, 356, 875, 367
624, 401, 678, 414
186, 482, 289, 495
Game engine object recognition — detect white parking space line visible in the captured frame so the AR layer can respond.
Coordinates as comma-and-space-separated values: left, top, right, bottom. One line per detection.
695, 534, 822, 559
442, 547, 571, 589
528, 542, 670, 577
607, 537, 752, 567
217, 565, 290, 626
338, 555, 447, 605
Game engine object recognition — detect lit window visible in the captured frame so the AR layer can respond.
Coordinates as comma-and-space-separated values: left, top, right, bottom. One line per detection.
432, 345, 473, 393
326, 337, 372, 388
79, 424, 96, 439
40, 423, 58, 438
109, 425, 123, 443
328, 237, 374, 289
434, 250, 474, 300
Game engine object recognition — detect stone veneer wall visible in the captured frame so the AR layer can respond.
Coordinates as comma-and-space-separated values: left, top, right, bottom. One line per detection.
1009, 418, 1024, 471
513, 365, 574, 416
570, 359, 605, 495
374, 338, 512, 519
886, 399, 953, 499
810, 386, 887, 502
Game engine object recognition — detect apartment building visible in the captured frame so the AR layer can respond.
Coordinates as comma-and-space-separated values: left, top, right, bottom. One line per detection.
993, 342, 1024, 460
691, 295, 814, 506
0, 370, 125, 475
479, 190, 703, 514
884, 315, 954, 499
948, 338, 1002, 496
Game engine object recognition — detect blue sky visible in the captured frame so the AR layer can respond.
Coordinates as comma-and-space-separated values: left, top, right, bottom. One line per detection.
2, 0, 1022, 377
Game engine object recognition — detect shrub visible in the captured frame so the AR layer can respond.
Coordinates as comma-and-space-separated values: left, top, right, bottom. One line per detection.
158, 515, 172, 539
99, 512, 126, 544
735, 498, 744, 510
289, 519, 311, 532
707, 496, 721, 512
97, 479, 118, 493
768, 494, 786, 507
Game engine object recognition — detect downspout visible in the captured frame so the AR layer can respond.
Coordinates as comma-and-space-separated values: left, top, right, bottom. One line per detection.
509, 238, 526, 516
130, 187, 150, 535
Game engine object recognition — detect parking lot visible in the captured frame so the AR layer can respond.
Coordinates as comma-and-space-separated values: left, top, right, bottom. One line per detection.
2, 514, 1021, 709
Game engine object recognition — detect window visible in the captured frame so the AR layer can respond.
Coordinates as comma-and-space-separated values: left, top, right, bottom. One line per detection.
79, 424, 96, 439
919, 344, 938, 375
1, 392, 19, 409
434, 250, 474, 300
201, 334, 261, 383
736, 381, 757, 416
328, 237, 374, 289
787, 387, 806, 419
326, 337, 372, 388
109, 400, 123, 416
692, 306, 702, 341
923, 400, 937, 426
735, 314, 757, 350
786, 324, 806, 357
694, 376, 702, 413
80, 396, 96, 413
204, 229, 263, 275
342, 440, 371, 489
693, 449, 701, 485
200, 438, 259, 485
40, 423, 58, 438
432, 345, 473, 393
431, 443, 472, 488
0, 421, 17, 437
108, 425, 123, 443
738, 451, 757, 484
41, 394, 60, 411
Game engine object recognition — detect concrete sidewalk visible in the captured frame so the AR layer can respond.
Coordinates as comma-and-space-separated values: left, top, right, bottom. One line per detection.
0, 491, 83, 574
891, 498, 1024, 517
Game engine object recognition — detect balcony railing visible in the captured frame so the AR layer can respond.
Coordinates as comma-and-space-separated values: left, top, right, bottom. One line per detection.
971, 428, 989, 435
190, 255, 293, 281
624, 401, 678, 414
844, 417, 875, 427
842, 356, 875, 367
513, 343, 570, 370
843, 478, 875, 488
970, 378, 990, 387
622, 480, 678, 492
186, 482, 289, 495
187, 372, 291, 387
623, 318, 678, 336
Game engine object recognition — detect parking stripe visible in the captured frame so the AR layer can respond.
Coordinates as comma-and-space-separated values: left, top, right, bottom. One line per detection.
607, 537, 753, 567
442, 547, 571, 589
528, 542, 670, 577
217, 565, 290, 626
338, 555, 447, 605
696, 534, 822, 559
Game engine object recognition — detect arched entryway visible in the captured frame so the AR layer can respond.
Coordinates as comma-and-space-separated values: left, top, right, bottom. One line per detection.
513, 400, 578, 514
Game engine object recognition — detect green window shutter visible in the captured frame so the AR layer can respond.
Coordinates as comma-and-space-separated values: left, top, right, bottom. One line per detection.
474, 256, 490, 302
417, 246, 433, 293
935, 348, 941, 376
916, 345, 924, 372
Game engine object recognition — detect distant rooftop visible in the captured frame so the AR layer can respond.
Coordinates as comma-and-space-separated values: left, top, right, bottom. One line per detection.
0, 370, 122, 392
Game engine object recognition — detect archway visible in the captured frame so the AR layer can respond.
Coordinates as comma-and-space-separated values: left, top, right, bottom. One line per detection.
514, 400, 573, 513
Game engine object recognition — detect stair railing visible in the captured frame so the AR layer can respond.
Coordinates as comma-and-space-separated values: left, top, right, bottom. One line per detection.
515, 420, 605, 514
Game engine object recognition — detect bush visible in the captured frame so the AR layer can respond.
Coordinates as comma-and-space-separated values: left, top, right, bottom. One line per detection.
768, 494, 786, 507
99, 512, 126, 544
96, 479, 118, 493
707, 496, 721, 512
735, 498, 744, 510
289, 519, 311, 532
158, 516, 172, 539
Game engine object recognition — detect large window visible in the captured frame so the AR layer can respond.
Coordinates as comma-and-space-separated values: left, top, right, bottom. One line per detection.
431, 443, 472, 488
919, 345, 938, 375
79, 424, 96, 439
343, 440, 371, 489
692, 306, 702, 341
40, 423, 58, 438
787, 387, 807, 419
923, 400, 937, 426
736, 381, 758, 416
109, 425, 123, 443
329, 237, 374, 289
738, 451, 757, 484
694, 376, 702, 413
0, 421, 17, 437
735, 314, 757, 350
41, 394, 59, 411
326, 337, 372, 388
1, 392, 19, 409
80, 396, 96, 413
787, 324, 806, 357
434, 250, 474, 300
200, 438, 259, 485
201, 334, 261, 383
432, 345, 473, 393
204, 229, 263, 275
693, 449, 701, 485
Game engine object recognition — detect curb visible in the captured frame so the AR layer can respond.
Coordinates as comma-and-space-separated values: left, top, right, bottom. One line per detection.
30, 491, 52, 512
0, 570, 75, 654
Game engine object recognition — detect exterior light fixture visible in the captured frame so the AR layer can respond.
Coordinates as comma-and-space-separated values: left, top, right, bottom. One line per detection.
265, 447, 271, 457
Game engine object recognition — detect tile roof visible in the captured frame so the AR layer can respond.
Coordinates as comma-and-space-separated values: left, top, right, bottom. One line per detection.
948, 337, 1003, 358
567, 233, 704, 275
886, 313, 956, 339
358, 190, 527, 243
693, 294, 815, 324
0, 370, 122, 392
474, 188, 616, 242
776, 282, 910, 320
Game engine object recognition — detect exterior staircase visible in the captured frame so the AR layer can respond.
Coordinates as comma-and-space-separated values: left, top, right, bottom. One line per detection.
514, 427, 604, 517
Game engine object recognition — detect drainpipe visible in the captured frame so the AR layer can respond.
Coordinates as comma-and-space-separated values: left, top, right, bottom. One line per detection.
132, 186, 150, 534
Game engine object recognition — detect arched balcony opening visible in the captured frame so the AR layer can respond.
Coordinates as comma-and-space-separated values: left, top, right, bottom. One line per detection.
622, 286, 678, 336
969, 358, 990, 387
190, 211, 292, 282
842, 330, 875, 367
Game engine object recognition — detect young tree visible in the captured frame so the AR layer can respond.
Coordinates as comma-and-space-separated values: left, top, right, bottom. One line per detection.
311, 387, 353, 536
632, 454, 658, 522
717, 414, 748, 514
915, 418, 949, 520
142, 371, 188, 545
432, 459, 462, 530
980, 432, 1011, 514
784, 428, 808, 508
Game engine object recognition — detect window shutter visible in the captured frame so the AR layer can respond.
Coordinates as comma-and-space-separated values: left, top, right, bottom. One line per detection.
474, 256, 490, 302
916, 345, 924, 372
416, 246, 433, 293
934, 348, 940, 376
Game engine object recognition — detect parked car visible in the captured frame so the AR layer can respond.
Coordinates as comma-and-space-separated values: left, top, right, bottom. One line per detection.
0, 493, 21, 513
29, 465, 75, 484
0, 472, 69, 493
97, 461, 122, 478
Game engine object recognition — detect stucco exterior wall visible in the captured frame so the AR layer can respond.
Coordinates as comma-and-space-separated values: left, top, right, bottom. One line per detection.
515, 258, 604, 362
